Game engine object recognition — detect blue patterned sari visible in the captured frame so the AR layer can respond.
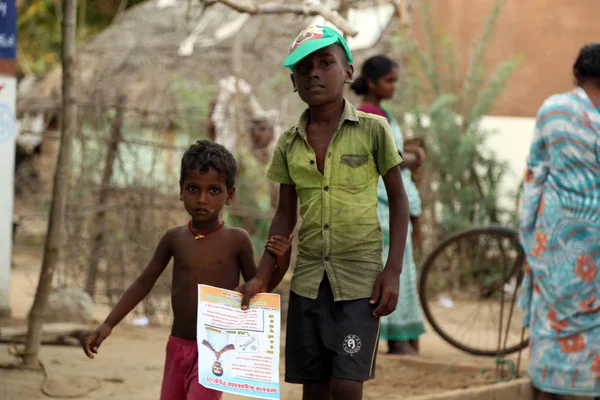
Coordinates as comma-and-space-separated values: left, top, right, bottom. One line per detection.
518, 88, 600, 396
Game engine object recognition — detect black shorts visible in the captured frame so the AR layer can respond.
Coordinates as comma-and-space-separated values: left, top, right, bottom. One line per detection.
285, 274, 380, 384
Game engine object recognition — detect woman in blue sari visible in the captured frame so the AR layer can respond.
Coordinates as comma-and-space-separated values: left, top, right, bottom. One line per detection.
352, 55, 426, 355
518, 43, 600, 400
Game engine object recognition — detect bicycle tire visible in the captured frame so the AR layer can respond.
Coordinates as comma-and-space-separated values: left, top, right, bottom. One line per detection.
418, 225, 529, 356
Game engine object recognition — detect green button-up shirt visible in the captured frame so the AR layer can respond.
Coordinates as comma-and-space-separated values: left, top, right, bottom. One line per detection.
267, 100, 403, 301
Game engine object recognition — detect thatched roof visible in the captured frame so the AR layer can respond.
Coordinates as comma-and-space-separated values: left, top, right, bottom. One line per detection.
18, 0, 402, 125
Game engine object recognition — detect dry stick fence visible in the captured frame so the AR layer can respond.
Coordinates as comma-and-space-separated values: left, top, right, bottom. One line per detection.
15, 98, 274, 325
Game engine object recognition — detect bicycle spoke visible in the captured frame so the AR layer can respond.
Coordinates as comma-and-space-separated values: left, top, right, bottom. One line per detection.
419, 227, 530, 356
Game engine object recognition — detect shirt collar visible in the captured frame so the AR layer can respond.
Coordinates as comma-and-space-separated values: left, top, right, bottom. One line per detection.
295, 99, 359, 137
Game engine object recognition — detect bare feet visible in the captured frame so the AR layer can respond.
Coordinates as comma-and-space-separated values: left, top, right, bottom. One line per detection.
388, 340, 419, 356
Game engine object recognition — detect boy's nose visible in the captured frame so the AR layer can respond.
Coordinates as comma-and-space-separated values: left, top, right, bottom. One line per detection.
306, 60, 321, 79
308, 66, 320, 79
197, 192, 208, 204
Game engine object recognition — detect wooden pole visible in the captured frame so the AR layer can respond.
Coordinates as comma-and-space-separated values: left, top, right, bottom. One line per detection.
22, 0, 78, 368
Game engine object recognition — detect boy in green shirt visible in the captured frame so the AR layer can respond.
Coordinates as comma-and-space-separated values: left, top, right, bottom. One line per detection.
237, 25, 409, 400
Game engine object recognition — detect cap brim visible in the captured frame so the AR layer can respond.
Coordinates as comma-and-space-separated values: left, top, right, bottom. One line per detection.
283, 37, 339, 70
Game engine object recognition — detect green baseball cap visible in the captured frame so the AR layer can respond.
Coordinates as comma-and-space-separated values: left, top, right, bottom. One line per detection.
283, 25, 354, 70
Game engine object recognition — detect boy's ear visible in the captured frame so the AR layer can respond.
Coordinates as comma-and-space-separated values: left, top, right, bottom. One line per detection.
179, 184, 183, 201
345, 64, 354, 84
290, 74, 297, 93
226, 187, 236, 205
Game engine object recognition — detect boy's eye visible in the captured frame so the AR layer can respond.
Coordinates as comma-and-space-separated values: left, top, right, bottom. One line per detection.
186, 185, 198, 192
209, 188, 220, 194
321, 60, 333, 66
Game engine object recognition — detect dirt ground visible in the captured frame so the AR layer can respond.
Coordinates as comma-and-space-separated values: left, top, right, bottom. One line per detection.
0, 246, 531, 400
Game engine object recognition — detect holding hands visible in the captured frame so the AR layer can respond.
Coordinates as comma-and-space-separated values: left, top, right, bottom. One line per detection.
265, 233, 295, 269
236, 233, 295, 310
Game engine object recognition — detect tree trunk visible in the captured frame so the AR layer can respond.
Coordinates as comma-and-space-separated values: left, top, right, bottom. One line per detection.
215, 0, 358, 37
22, 0, 77, 368
85, 94, 126, 298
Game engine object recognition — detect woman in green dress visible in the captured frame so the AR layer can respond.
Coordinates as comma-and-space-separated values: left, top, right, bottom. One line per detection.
352, 55, 426, 355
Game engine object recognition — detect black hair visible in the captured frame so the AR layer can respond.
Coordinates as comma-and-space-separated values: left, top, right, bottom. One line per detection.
350, 55, 399, 95
180, 140, 237, 189
573, 43, 600, 87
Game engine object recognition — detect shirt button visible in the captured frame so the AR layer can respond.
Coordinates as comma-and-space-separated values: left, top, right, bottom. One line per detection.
324, 186, 329, 192
324, 224, 329, 230
310, 160, 315, 164
324, 256, 330, 261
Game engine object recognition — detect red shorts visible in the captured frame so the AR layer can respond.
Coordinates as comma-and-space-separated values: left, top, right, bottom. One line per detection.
160, 336, 222, 400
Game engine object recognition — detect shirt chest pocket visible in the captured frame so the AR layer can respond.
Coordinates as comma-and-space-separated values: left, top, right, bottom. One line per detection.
336, 154, 372, 194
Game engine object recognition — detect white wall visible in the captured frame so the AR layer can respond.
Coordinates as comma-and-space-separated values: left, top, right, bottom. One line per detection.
480, 115, 536, 215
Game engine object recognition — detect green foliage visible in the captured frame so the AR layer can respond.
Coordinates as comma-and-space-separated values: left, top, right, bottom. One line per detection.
18, 0, 61, 75
17, 0, 146, 76
390, 0, 522, 233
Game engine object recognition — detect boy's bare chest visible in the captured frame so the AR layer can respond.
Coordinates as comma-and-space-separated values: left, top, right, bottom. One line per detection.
171, 242, 240, 288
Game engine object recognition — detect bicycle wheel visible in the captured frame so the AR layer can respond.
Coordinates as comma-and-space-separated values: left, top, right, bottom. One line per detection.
419, 225, 529, 356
